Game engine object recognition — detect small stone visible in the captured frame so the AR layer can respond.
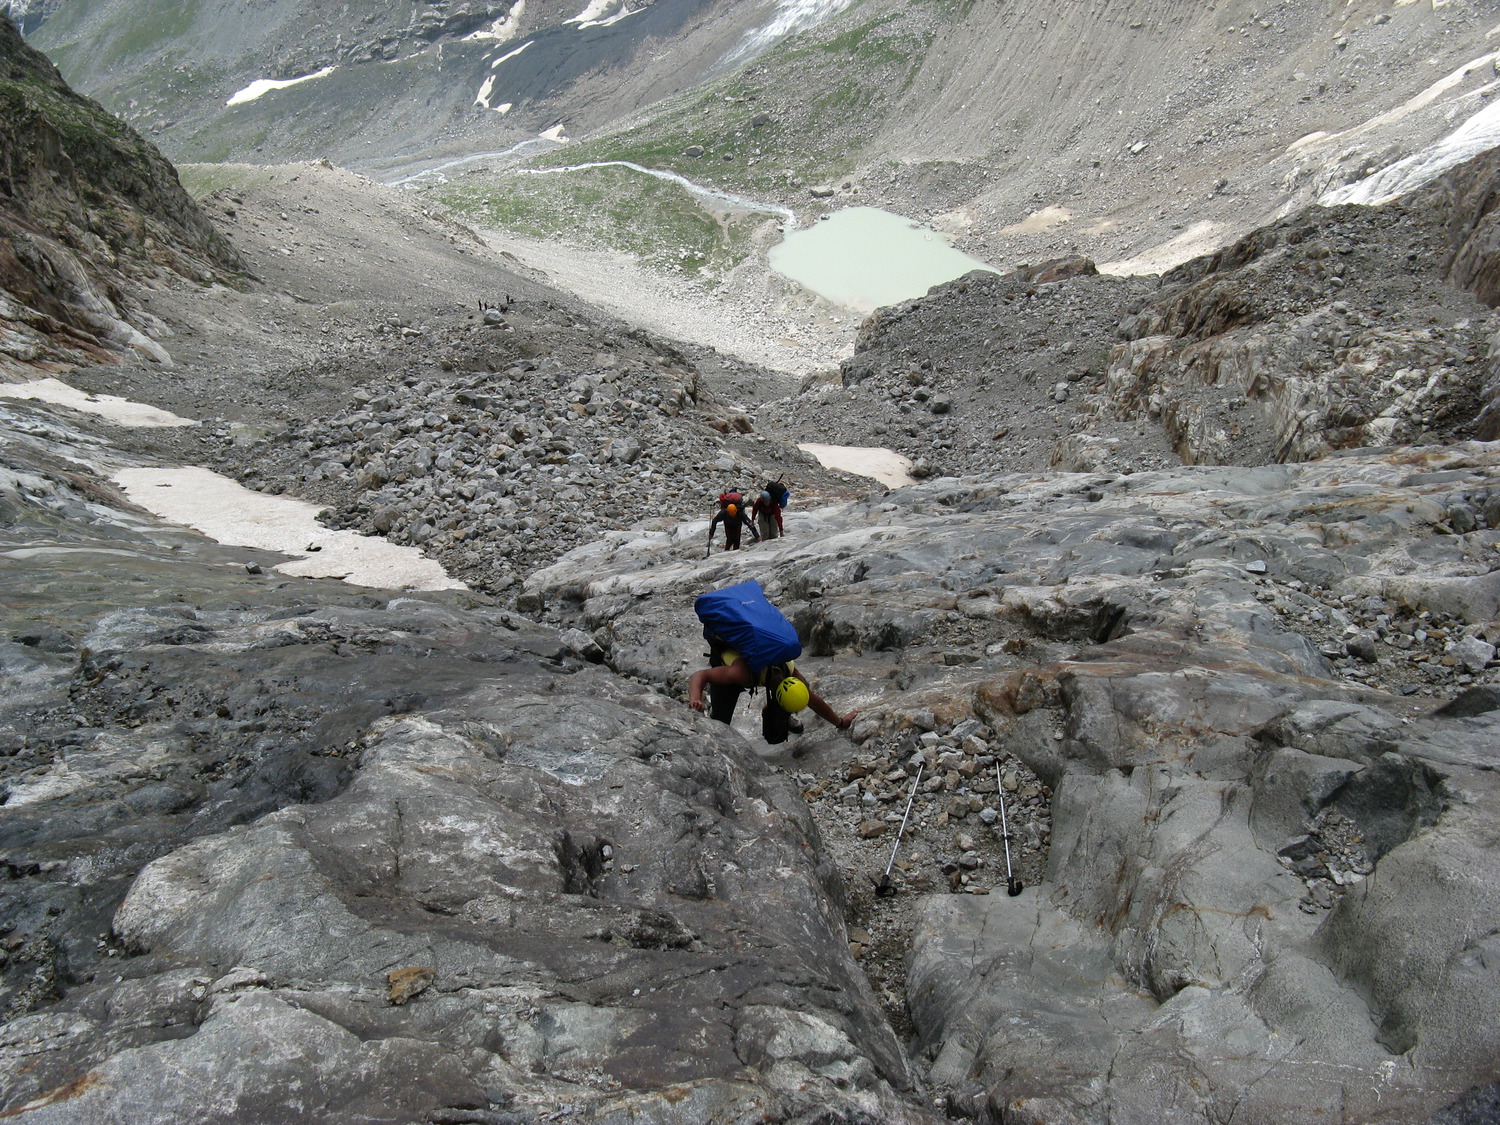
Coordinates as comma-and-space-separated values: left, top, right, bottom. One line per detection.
387, 966, 435, 1005
1450, 636, 1496, 673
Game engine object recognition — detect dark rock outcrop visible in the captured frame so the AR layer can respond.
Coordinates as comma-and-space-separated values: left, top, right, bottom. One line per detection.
0, 13, 241, 375
820, 146, 1500, 478
1102, 157, 1499, 465
1434, 147, 1500, 441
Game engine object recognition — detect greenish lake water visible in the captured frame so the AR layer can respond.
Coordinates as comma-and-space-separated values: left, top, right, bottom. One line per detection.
768, 207, 998, 311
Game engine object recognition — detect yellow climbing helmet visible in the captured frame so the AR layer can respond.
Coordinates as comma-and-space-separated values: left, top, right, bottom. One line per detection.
727, 503, 738, 516
773, 675, 810, 713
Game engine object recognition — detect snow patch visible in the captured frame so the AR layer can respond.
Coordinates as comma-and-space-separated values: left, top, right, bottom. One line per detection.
1333, 49, 1500, 138
564, 0, 633, 26
0, 379, 196, 428
476, 75, 497, 108
1279, 48, 1500, 207
466, 0, 526, 41
567, 0, 638, 28
540, 124, 570, 143
113, 467, 465, 591
1099, 220, 1225, 277
1286, 130, 1331, 153
798, 444, 914, 489
1321, 90, 1500, 207
492, 40, 532, 68
227, 66, 337, 107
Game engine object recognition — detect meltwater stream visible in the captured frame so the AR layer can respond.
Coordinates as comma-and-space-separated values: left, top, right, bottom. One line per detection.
518, 161, 798, 222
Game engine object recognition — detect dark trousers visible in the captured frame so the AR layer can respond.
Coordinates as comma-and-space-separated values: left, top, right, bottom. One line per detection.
706, 638, 790, 744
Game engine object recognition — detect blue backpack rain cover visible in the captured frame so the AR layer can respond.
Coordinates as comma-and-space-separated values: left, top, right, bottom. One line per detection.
695, 580, 802, 674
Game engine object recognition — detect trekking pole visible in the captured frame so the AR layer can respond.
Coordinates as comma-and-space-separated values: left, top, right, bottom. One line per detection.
704, 533, 712, 560
874, 763, 923, 897
996, 761, 1023, 896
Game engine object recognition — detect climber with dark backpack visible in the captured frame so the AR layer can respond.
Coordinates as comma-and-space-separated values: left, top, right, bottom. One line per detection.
687, 579, 856, 743
752, 480, 788, 541
707, 489, 759, 554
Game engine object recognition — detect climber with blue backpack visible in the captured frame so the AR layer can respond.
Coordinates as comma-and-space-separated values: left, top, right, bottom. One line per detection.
687, 579, 857, 744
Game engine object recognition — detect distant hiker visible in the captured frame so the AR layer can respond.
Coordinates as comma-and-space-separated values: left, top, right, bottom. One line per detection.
708, 489, 759, 551
752, 480, 788, 541
688, 579, 856, 744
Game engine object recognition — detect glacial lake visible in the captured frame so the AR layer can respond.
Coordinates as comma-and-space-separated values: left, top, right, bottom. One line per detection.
769, 206, 998, 312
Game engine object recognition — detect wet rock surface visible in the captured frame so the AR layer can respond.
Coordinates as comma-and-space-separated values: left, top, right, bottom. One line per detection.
527, 442, 1500, 1123
0, 403, 934, 1125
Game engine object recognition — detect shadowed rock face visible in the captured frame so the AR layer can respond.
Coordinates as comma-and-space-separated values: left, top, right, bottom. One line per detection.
0, 12, 241, 374
14, 0, 766, 174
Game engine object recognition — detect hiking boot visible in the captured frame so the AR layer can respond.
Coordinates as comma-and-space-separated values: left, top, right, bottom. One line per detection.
788, 717, 804, 734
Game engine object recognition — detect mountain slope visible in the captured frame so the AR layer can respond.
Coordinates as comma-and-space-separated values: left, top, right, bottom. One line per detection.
10, 0, 1500, 317
538, 0, 1500, 271
11, 0, 840, 177
0, 12, 242, 374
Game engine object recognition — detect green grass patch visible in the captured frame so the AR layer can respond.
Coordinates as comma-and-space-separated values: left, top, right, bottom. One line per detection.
529, 2, 936, 197
94, 0, 198, 69
0, 71, 139, 151
175, 163, 261, 199
815, 14, 909, 65
432, 165, 770, 279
